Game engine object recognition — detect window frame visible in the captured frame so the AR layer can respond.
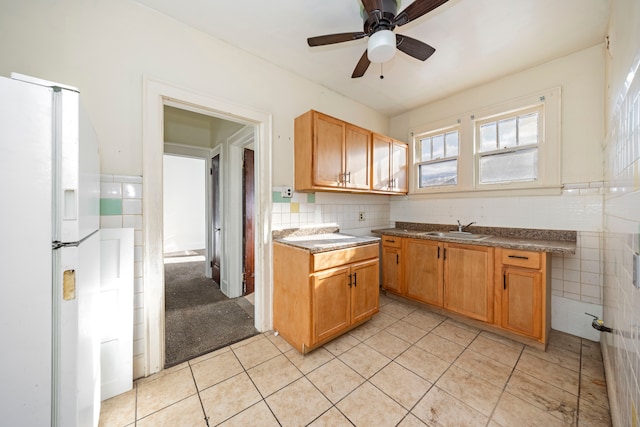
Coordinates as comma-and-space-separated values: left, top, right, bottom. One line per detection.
415, 125, 461, 189
410, 87, 561, 196
475, 105, 544, 187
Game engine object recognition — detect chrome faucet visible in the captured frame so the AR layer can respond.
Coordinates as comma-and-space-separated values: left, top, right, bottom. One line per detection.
457, 220, 476, 232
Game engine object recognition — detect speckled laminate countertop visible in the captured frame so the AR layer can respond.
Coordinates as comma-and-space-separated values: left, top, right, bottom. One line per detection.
373, 222, 576, 254
273, 227, 380, 254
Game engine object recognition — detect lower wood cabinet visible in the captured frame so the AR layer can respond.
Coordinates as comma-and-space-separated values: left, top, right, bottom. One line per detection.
404, 239, 443, 306
443, 243, 494, 323
381, 234, 551, 346
273, 242, 379, 353
495, 248, 551, 342
381, 236, 402, 294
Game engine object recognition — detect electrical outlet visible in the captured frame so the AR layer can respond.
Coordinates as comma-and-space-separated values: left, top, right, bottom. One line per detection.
281, 187, 293, 198
359, 212, 365, 221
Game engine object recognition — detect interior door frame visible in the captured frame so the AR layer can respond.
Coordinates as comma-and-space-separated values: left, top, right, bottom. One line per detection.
143, 77, 273, 376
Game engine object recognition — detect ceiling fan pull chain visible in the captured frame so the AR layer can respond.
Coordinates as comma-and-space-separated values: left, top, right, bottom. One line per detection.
380, 63, 384, 79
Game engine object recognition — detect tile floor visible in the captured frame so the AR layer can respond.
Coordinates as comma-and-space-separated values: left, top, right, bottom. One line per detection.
99, 294, 612, 426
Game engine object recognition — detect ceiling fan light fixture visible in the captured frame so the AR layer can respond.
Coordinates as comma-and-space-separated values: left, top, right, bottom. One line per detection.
367, 30, 396, 63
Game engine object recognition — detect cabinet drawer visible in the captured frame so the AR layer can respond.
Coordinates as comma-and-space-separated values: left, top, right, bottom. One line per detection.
313, 243, 379, 271
381, 235, 402, 248
501, 249, 540, 269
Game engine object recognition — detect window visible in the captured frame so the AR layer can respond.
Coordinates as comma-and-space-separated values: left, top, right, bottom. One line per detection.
476, 107, 542, 185
410, 87, 561, 195
416, 128, 459, 188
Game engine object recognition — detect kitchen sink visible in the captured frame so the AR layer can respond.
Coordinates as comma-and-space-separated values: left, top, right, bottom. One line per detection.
419, 231, 492, 241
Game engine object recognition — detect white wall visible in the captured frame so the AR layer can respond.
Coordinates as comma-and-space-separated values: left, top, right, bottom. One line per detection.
162, 155, 206, 253
390, 44, 605, 185
0, 0, 388, 184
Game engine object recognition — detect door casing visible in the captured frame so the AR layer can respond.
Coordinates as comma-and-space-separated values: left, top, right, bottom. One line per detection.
142, 77, 273, 376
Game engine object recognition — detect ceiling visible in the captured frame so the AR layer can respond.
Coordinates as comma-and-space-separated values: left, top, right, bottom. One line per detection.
138, 0, 609, 117
164, 105, 246, 147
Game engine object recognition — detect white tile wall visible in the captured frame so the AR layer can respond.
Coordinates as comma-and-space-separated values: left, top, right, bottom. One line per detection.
601, 33, 640, 426
100, 174, 145, 379
272, 189, 392, 236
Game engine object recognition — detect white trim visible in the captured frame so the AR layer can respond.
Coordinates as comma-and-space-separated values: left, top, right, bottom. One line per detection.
143, 77, 273, 376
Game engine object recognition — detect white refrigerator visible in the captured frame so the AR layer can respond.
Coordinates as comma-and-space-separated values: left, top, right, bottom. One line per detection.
0, 73, 101, 426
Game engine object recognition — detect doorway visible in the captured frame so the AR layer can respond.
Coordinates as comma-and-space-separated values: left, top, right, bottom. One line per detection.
160, 108, 260, 367
143, 78, 273, 375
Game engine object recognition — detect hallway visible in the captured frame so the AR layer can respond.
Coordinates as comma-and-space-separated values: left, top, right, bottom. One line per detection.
164, 251, 257, 367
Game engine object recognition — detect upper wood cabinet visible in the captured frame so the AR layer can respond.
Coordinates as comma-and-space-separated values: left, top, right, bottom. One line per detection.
372, 133, 408, 194
295, 110, 371, 192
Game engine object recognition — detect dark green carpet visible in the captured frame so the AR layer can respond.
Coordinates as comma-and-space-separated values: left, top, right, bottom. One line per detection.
164, 258, 258, 367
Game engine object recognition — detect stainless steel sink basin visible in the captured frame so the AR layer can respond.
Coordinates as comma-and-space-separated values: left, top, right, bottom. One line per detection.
419, 231, 492, 241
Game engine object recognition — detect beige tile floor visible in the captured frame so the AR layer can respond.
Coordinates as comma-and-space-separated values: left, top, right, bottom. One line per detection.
99, 294, 612, 426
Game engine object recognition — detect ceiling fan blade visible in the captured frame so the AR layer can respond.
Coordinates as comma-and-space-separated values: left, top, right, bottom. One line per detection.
393, 0, 449, 26
352, 50, 371, 78
361, 0, 383, 15
307, 32, 367, 47
396, 34, 436, 61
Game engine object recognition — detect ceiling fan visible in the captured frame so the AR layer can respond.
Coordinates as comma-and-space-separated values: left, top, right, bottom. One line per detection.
307, 0, 450, 78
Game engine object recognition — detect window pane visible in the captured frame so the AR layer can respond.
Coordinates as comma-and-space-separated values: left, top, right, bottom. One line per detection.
518, 112, 538, 146
445, 131, 459, 157
498, 118, 517, 149
432, 134, 444, 159
480, 123, 497, 152
479, 148, 537, 184
420, 138, 431, 161
419, 159, 458, 187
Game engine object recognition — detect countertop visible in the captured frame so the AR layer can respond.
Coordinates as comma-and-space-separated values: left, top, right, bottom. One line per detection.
273, 227, 380, 254
373, 223, 576, 254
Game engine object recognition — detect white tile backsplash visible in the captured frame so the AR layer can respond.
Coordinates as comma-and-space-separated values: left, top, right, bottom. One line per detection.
100, 173, 145, 379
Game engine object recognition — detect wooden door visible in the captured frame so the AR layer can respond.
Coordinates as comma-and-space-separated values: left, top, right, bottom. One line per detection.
242, 148, 255, 295
372, 134, 391, 191
344, 124, 371, 190
443, 243, 494, 322
502, 267, 543, 338
211, 154, 221, 284
312, 266, 350, 344
404, 239, 443, 306
350, 259, 379, 324
391, 141, 408, 193
381, 245, 402, 294
313, 113, 344, 188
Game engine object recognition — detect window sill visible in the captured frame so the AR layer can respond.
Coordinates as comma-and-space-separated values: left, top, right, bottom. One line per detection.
407, 185, 563, 199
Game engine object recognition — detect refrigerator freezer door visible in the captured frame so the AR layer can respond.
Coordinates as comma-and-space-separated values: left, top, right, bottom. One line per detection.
11, 73, 100, 243
55, 88, 100, 243
0, 76, 54, 425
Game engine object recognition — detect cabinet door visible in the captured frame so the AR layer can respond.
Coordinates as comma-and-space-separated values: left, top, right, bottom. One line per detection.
313, 113, 344, 188
312, 266, 351, 344
372, 134, 391, 191
443, 244, 494, 322
502, 267, 543, 338
391, 141, 408, 193
382, 245, 402, 294
344, 124, 371, 190
404, 239, 443, 306
351, 259, 380, 324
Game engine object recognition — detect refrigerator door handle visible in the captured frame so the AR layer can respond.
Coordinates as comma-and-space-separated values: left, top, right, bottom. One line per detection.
52, 229, 99, 249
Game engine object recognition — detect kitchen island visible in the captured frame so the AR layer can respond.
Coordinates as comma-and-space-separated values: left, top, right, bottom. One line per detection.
272, 228, 380, 354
